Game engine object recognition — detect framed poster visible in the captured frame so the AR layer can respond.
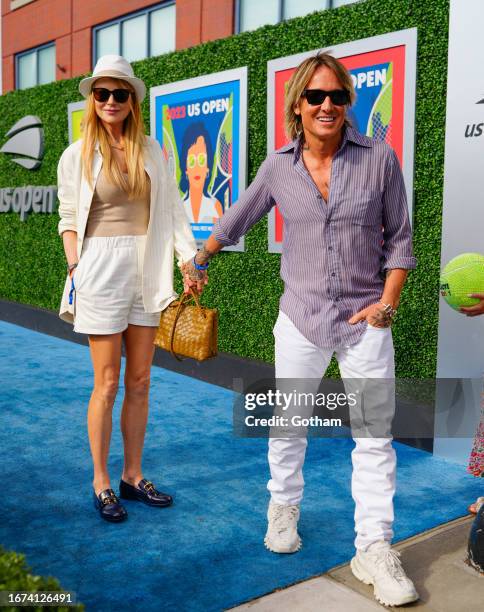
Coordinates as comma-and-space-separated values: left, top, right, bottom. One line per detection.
67, 101, 85, 144
267, 29, 417, 253
150, 67, 248, 249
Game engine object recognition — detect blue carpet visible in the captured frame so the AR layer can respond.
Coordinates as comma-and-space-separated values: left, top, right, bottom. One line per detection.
0, 320, 482, 611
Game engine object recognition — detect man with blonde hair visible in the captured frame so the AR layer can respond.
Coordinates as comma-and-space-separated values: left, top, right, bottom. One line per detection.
185, 52, 418, 607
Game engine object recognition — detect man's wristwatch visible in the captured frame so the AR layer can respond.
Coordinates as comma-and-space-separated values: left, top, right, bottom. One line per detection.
67, 262, 78, 273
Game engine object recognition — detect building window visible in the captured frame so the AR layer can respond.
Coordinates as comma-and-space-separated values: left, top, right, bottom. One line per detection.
93, 2, 176, 65
237, 0, 362, 32
331, 0, 361, 6
16, 43, 55, 90
10, 0, 37, 10
239, 0, 280, 32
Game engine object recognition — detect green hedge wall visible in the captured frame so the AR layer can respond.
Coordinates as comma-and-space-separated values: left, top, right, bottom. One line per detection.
0, 0, 449, 377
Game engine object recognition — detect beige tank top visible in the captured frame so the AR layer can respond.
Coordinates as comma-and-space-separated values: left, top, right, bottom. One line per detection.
85, 169, 150, 237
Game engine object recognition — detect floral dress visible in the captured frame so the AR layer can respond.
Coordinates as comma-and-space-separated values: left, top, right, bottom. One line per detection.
468, 392, 484, 477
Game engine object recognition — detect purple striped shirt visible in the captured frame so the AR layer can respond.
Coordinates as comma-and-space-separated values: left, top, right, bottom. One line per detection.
213, 127, 416, 348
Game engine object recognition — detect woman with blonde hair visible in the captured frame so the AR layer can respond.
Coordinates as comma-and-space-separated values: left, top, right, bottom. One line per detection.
58, 55, 204, 522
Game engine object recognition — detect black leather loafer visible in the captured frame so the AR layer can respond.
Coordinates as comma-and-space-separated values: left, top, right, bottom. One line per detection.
93, 488, 128, 522
119, 478, 173, 507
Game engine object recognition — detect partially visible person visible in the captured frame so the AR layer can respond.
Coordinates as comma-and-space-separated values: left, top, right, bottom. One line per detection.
460, 292, 484, 490
460, 293, 484, 571
460, 292, 484, 318
58, 55, 201, 523
467, 403, 483, 513
467, 504, 484, 574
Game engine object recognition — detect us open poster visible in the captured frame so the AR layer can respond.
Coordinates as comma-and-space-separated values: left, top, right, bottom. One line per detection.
150, 68, 248, 249
67, 101, 85, 143
267, 30, 417, 253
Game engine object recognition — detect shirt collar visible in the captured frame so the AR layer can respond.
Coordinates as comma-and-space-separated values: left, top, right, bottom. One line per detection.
344, 126, 373, 148
275, 140, 298, 154
274, 138, 303, 165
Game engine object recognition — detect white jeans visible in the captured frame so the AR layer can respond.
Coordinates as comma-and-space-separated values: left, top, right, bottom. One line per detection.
268, 310, 396, 550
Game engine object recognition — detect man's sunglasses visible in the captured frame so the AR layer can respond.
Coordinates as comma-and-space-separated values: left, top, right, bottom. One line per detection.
301, 89, 350, 106
92, 88, 132, 103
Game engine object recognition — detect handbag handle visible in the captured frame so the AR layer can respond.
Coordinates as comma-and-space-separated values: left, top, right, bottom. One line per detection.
168, 289, 206, 361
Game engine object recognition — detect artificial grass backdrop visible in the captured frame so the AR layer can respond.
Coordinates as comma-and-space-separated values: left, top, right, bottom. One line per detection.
0, 0, 449, 376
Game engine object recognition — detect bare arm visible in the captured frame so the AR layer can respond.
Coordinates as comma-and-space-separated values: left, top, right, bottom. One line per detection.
349, 268, 408, 327
196, 236, 224, 263
57, 146, 79, 278
380, 268, 408, 309
62, 230, 78, 277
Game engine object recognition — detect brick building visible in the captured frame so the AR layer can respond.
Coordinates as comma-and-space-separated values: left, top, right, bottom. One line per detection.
1, 0, 358, 93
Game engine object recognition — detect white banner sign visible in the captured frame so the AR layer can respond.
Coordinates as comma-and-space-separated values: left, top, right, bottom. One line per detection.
435, 0, 484, 462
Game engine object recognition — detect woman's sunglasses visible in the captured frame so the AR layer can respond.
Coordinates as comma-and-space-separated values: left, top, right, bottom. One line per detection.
301, 89, 350, 106
92, 88, 132, 103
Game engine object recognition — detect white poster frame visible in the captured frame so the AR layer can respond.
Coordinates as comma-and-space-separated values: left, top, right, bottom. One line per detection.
150, 67, 248, 251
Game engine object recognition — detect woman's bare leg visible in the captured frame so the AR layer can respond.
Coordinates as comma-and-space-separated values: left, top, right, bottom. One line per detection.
87, 333, 123, 495
120, 324, 157, 485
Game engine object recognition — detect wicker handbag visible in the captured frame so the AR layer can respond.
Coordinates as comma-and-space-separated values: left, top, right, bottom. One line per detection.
154, 289, 218, 361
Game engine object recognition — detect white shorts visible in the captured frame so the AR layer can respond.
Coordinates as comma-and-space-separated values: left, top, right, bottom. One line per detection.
73, 235, 161, 335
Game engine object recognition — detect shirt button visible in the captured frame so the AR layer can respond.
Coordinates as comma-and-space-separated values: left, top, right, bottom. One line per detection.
317, 194, 322, 200
328, 246, 333, 251
335, 297, 340, 302
331, 272, 336, 277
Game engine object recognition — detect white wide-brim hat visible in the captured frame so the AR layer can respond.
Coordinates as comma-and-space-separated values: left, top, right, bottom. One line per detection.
79, 55, 146, 102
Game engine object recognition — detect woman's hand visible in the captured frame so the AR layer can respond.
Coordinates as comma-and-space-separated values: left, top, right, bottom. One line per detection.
460, 294, 484, 317
181, 259, 208, 294
348, 302, 394, 328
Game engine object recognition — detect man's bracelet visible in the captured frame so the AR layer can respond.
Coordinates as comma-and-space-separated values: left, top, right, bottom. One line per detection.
194, 246, 215, 269
193, 255, 209, 271
379, 301, 397, 318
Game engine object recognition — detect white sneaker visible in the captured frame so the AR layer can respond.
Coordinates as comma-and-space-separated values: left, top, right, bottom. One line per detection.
350, 541, 419, 607
264, 500, 302, 553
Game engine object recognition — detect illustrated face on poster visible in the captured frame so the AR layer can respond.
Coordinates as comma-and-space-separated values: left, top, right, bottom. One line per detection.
153, 75, 245, 246
268, 32, 416, 252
